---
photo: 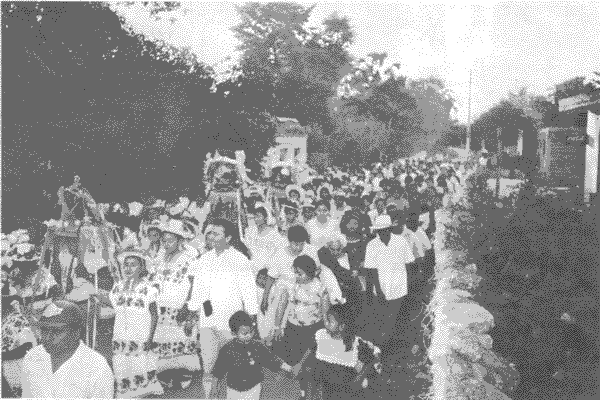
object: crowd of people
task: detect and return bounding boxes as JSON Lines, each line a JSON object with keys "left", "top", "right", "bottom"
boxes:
{"left": 2, "top": 157, "right": 473, "bottom": 399}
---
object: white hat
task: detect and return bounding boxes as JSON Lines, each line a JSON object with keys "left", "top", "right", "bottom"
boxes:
{"left": 372, "top": 215, "right": 392, "bottom": 230}
{"left": 116, "top": 247, "right": 150, "bottom": 267}
{"left": 159, "top": 219, "right": 195, "bottom": 239}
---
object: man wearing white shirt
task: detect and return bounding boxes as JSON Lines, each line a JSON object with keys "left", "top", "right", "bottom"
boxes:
{"left": 187, "top": 218, "right": 259, "bottom": 398}
{"left": 22, "top": 300, "right": 113, "bottom": 399}
{"left": 364, "top": 214, "right": 415, "bottom": 341}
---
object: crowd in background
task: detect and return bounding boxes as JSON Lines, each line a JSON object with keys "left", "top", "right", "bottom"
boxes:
{"left": 2, "top": 157, "right": 474, "bottom": 399}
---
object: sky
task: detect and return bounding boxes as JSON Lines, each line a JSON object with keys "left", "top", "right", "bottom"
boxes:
{"left": 111, "top": 1, "right": 600, "bottom": 124}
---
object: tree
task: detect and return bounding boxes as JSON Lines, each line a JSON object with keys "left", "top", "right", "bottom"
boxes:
{"left": 1, "top": 1, "right": 220, "bottom": 242}
{"left": 332, "top": 53, "right": 457, "bottom": 162}
{"left": 230, "top": 2, "right": 356, "bottom": 154}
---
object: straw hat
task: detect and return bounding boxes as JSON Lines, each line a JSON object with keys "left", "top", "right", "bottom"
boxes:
{"left": 372, "top": 215, "right": 392, "bottom": 230}
{"left": 116, "top": 246, "right": 150, "bottom": 267}
{"left": 159, "top": 218, "right": 195, "bottom": 239}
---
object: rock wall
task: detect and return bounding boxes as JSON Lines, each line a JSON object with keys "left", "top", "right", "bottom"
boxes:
{"left": 426, "top": 209, "right": 519, "bottom": 400}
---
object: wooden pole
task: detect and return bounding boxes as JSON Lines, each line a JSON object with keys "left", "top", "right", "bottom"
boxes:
{"left": 92, "top": 271, "right": 98, "bottom": 350}
{"left": 467, "top": 69, "right": 472, "bottom": 152}
{"left": 496, "top": 127, "right": 502, "bottom": 197}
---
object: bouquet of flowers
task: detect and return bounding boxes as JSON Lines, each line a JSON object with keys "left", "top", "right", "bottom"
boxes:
{"left": 1, "top": 229, "right": 39, "bottom": 263}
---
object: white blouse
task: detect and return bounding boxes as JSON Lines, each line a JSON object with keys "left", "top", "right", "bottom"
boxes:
{"left": 110, "top": 278, "right": 158, "bottom": 342}
{"left": 315, "top": 328, "right": 358, "bottom": 367}
{"left": 154, "top": 251, "right": 197, "bottom": 310}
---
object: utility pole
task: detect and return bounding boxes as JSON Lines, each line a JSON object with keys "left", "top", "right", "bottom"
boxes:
{"left": 496, "top": 127, "right": 502, "bottom": 198}
{"left": 466, "top": 69, "right": 472, "bottom": 153}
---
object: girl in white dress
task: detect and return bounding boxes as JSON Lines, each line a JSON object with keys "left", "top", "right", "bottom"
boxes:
{"left": 150, "top": 219, "right": 200, "bottom": 388}
{"left": 100, "top": 249, "right": 163, "bottom": 398}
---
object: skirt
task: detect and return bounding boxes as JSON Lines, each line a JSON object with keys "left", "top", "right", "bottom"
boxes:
{"left": 152, "top": 307, "right": 201, "bottom": 372}
{"left": 113, "top": 340, "right": 163, "bottom": 398}
{"left": 313, "top": 359, "right": 363, "bottom": 400}
{"left": 280, "top": 321, "right": 324, "bottom": 365}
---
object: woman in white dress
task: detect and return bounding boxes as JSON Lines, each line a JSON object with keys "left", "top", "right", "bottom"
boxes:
{"left": 93, "top": 249, "right": 164, "bottom": 398}
{"left": 150, "top": 219, "right": 201, "bottom": 389}
{"left": 245, "top": 205, "right": 287, "bottom": 339}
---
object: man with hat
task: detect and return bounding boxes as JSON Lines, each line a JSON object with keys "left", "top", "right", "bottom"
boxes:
{"left": 363, "top": 210, "right": 416, "bottom": 345}
{"left": 21, "top": 300, "right": 113, "bottom": 399}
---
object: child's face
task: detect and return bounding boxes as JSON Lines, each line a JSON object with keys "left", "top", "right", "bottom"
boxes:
{"left": 236, "top": 325, "right": 255, "bottom": 342}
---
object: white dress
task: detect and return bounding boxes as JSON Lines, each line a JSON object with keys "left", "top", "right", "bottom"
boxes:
{"left": 110, "top": 278, "right": 163, "bottom": 398}
{"left": 245, "top": 225, "right": 287, "bottom": 337}
{"left": 152, "top": 251, "right": 201, "bottom": 372}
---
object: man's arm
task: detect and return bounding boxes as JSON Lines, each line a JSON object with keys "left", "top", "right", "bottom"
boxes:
{"left": 239, "top": 260, "right": 259, "bottom": 317}
{"left": 186, "top": 259, "right": 203, "bottom": 312}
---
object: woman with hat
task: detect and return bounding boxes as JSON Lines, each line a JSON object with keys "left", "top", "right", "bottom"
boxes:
{"left": 150, "top": 218, "right": 201, "bottom": 389}
{"left": 92, "top": 247, "right": 163, "bottom": 398}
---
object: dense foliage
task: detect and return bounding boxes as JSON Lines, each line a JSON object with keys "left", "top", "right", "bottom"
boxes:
{"left": 443, "top": 177, "right": 599, "bottom": 400}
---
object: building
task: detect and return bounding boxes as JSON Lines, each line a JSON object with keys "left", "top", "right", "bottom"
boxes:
{"left": 263, "top": 117, "right": 309, "bottom": 177}
{"left": 537, "top": 80, "right": 600, "bottom": 202}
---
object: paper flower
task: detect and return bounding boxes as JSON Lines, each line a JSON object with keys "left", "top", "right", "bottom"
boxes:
{"left": 129, "top": 202, "right": 143, "bottom": 217}
{"left": 16, "top": 243, "right": 34, "bottom": 255}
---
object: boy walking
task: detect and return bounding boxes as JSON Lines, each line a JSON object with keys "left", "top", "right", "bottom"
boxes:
{"left": 211, "top": 311, "right": 294, "bottom": 399}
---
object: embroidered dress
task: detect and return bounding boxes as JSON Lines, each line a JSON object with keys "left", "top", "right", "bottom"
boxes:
{"left": 289, "top": 279, "right": 326, "bottom": 327}
{"left": 152, "top": 251, "right": 200, "bottom": 372}
{"left": 109, "top": 278, "right": 163, "bottom": 398}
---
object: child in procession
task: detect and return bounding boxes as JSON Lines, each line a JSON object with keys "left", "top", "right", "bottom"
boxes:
{"left": 211, "top": 310, "right": 295, "bottom": 400}
{"left": 295, "top": 303, "right": 382, "bottom": 400}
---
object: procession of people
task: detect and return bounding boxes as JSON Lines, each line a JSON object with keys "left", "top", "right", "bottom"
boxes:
{"left": 2, "top": 156, "right": 474, "bottom": 399}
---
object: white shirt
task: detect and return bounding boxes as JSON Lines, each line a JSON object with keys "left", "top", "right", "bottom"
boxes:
{"left": 306, "top": 219, "right": 344, "bottom": 250}
{"left": 189, "top": 247, "right": 259, "bottom": 331}
{"left": 364, "top": 233, "right": 415, "bottom": 301}
{"left": 21, "top": 342, "right": 113, "bottom": 399}
{"left": 244, "top": 225, "right": 287, "bottom": 276}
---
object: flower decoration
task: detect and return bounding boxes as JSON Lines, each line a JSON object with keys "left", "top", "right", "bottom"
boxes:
{"left": 1, "top": 229, "right": 39, "bottom": 261}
